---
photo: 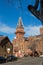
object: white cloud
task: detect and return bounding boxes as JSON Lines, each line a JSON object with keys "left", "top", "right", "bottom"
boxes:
{"left": 0, "top": 22, "right": 43, "bottom": 36}
{"left": 0, "top": 23, "right": 15, "bottom": 34}
{"left": 24, "top": 25, "right": 43, "bottom": 36}
{"left": 14, "top": 37, "right": 16, "bottom": 39}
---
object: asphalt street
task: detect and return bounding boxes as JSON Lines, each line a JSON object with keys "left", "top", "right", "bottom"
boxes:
{"left": 0, "top": 57, "right": 43, "bottom": 65}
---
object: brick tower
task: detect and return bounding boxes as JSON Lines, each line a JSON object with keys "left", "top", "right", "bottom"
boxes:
{"left": 12, "top": 17, "right": 25, "bottom": 53}
{"left": 15, "top": 17, "right": 25, "bottom": 39}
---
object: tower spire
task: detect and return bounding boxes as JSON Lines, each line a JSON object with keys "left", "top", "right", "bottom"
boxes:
{"left": 16, "top": 17, "right": 24, "bottom": 29}
{"left": 15, "top": 17, "right": 25, "bottom": 35}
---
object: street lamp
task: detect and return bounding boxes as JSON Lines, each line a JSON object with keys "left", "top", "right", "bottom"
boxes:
{"left": 7, "top": 48, "right": 10, "bottom": 53}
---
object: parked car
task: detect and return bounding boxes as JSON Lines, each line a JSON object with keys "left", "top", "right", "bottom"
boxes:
{"left": 0, "top": 56, "right": 6, "bottom": 63}
{"left": 24, "top": 54, "right": 29, "bottom": 57}
{"left": 7, "top": 55, "right": 18, "bottom": 62}
{"left": 40, "top": 55, "right": 43, "bottom": 57}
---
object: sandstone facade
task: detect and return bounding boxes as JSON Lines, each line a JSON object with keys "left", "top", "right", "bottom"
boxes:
{"left": 12, "top": 17, "right": 43, "bottom": 56}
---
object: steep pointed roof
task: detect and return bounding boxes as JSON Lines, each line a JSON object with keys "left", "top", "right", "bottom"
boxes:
{"left": 16, "top": 17, "right": 24, "bottom": 29}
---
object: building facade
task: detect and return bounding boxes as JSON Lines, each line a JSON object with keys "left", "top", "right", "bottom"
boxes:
{"left": 0, "top": 36, "right": 13, "bottom": 57}
{"left": 40, "top": 27, "right": 43, "bottom": 34}
{"left": 12, "top": 17, "right": 43, "bottom": 56}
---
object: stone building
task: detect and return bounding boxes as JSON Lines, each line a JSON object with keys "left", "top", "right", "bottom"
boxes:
{"left": 40, "top": 27, "right": 43, "bottom": 34}
{"left": 12, "top": 17, "right": 26, "bottom": 55}
{"left": 0, "top": 36, "right": 13, "bottom": 57}
{"left": 12, "top": 17, "right": 43, "bottom": 56}
{"left": 28, "top": 35, "right": 43, "bottom": 56}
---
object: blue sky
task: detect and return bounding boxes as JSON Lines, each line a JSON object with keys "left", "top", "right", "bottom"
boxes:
{"left": 0, "top": 0, "right": 42, "bottom": 41}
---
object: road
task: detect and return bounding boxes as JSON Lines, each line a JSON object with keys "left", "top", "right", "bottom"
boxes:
{"left": 0, "top": 57, "right": 43, "bottom": 65}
